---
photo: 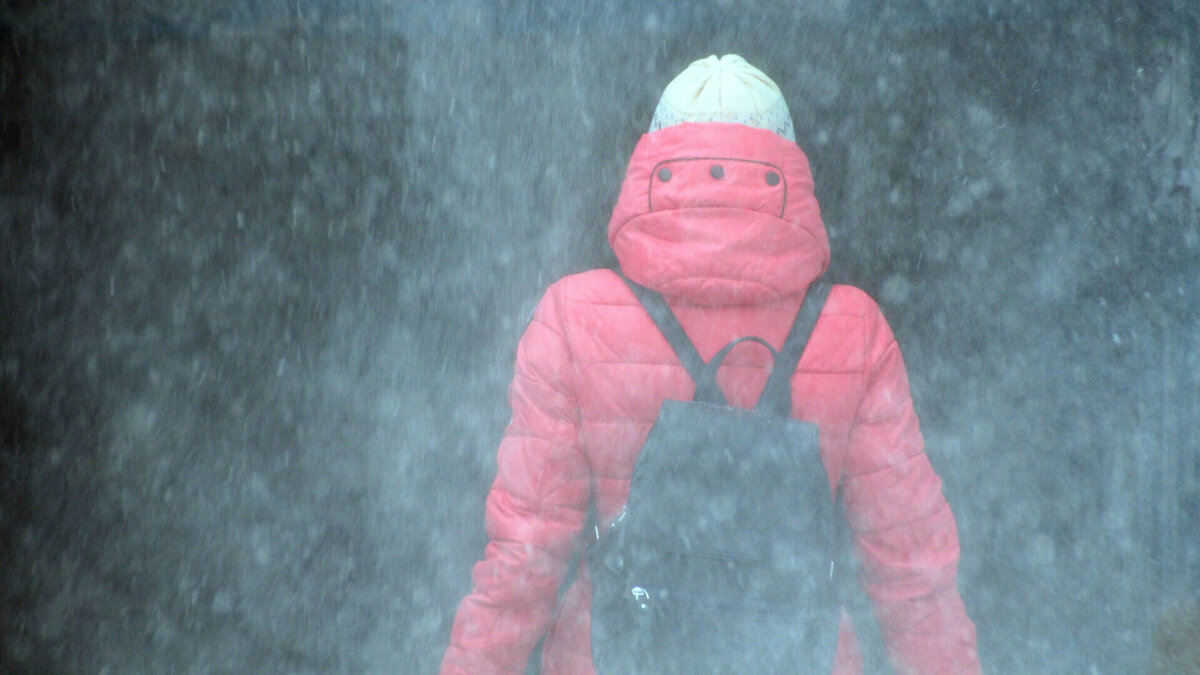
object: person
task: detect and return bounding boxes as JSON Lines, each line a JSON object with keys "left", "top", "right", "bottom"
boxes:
{"left": 441, "top": 54, "right": 981, "bottom": 674}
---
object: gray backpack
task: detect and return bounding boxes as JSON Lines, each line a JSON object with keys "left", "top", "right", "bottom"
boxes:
{"left": 586, "top": 274, "right": 847, "bottom": 673}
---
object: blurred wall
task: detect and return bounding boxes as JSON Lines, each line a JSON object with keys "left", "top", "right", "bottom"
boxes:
{"left": 1, "top": 1, "right": 1198, "bottom": 673}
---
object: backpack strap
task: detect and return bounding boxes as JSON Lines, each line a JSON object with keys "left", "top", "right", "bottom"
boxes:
{"left": 756, "top": 281, "right": 830, "bottom": 416}
{"left": 617, "top": 271, "right": 710, "bottom": 391}
{"left": 617, "top": 270, "right": 831, "bottom": 416}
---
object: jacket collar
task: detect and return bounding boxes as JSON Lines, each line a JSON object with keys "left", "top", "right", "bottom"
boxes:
{"left": 608, "top": 123, "right": 829, "bottom": 306}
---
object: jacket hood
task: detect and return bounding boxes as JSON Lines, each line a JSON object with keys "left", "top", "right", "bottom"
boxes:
{"left": 608, "top": 122, "right": 829, "bottom": 305}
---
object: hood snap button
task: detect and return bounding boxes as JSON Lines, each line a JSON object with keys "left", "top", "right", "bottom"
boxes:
{"left": 710, "top": 164, "right": 724, "bottom": 179}
{"left": 657, "top": 167, "right": 672, "bottom": 182}
{"left": 765, "top": 171, "right": 780, "bottom": 186}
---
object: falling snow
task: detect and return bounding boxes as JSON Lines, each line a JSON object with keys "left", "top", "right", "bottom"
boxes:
{"left": 1, "top": 1, "right": 1198, "bottom": 673}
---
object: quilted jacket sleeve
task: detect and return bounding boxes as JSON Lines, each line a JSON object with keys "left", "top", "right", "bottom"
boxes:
{"left": 441, "top": 284, "right": 590, "bottom": 674}
{"left": 842, "top": 301, "right": 981, "bottom": 675}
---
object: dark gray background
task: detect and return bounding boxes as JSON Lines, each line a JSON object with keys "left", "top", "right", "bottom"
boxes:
{"left": 2, "top": 0, "right": 1197, "bottom": 672}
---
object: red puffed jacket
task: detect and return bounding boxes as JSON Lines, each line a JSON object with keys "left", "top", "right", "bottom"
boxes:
{"left": 442, "top": 122, "right": 980, "bottom": 674}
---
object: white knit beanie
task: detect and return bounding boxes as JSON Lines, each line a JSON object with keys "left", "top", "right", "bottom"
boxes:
{"left": 649, "top": 54, "right": 795, "bottom": 142}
